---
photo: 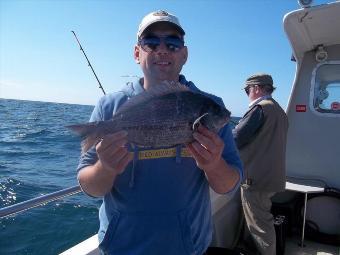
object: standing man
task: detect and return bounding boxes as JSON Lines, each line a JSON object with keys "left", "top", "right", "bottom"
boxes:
{"left": 77, "top": 10, "right": 242, "bottom": 255}
{"left": 233, "top": 74, "right": 288, "bottom": 255}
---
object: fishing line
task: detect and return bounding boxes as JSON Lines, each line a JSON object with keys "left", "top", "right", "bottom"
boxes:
{"left": 71, "top": 31, "right": 106, "bottom": 95}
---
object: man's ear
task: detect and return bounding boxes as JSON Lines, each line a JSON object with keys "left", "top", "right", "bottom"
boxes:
{"left": 134, "top": 45, "right": 140, "bottom": 64}
{"left": 182, "top": 46, "right": 188, "bottom": 65}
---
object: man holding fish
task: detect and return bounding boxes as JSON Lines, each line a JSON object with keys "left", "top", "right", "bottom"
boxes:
{"left": 73, "top": 10, "right": 243, "bottom": 255}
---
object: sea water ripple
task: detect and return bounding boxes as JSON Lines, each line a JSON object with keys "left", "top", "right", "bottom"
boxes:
{"left": 0, "top": 98, "right": 100, "bottom": 255}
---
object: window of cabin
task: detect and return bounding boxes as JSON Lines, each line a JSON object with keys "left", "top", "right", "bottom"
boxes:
{"left": 312, "top": 62, "right": 340, "bottom": 114}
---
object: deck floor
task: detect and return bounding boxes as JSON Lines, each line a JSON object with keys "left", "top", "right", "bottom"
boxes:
{"left": 285, "top": 236, "right": 340, "bottom": 255}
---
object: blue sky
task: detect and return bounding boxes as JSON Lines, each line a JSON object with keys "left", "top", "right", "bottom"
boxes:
{"left": 0, "top": 0, "right": 331, "bottom": 116}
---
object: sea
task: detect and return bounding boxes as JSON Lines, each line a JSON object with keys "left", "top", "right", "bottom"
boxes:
{"left": 0, "top": 98, "right": 99, "bottom": 255}
{"left": 0, "top": 98, "right": 240, "bottom": 255}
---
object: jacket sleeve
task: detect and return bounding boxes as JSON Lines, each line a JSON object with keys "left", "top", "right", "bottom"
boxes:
{"left": 76, "top": 98, "right": 105, "bottom": 173}
{"left": 220, "top": 124, "right": 243, "bottom": 194}
{"left": 232, "top": 105, "right": 264, "bottom": 149}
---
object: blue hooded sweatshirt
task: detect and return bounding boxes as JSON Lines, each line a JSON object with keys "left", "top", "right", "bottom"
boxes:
{"left": 77, "top": 75, "right": 243, "bottom": 255}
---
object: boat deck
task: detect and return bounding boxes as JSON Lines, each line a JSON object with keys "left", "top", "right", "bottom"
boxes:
{"left": 60, "top": 233, "right": 340, "bottom": 255}
{"left": 286, "top": 235, "right": 339, "bottom": 255}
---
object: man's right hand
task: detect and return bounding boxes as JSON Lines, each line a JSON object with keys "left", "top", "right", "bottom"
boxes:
{"left": 78, "top": 130, "right": 133, "bottom": 197}
{"left": 96, "top": 131, "right": 133, "bottom": 175}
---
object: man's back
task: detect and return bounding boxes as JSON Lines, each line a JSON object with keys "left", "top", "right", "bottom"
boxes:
{"left": 240, "top": 98, "right": 288, "bottom": 191}
{"left": 234, "top": 73, "right": 289, "bottom": 255}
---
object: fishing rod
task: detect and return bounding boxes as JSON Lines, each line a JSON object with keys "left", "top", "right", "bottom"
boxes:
{"left": 71, "top": 31, "right": 106, "bottom": 95}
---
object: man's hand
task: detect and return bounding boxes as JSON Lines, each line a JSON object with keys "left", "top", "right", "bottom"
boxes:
{"left": 96, "top": 130, "right": 133, "bottom": 175}
{"left": 77, "top": 130, "right": 133, "bottom": 197}
{"left": 187, "top": 125, "right": 239, "bottom": 194}
{"left": 187, "top": 125, "right": 224, "bottom": 172}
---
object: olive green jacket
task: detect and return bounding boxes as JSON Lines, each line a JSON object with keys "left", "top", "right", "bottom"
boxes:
{"left": 239, "top": 98, "right": 288, "bottom": 192}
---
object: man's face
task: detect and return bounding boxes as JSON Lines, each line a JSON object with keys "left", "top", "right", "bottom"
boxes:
{"left": 245, "top": 85, "right": 265, "bottom": 102}
{"left": 134, "top": 23, "right": 188, "bottom": 86}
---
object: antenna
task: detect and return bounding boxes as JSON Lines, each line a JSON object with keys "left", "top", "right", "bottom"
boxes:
{"left": 120, "top": 75, "right": 140, "bottom": 78}
{"left": 71, "top": 31, "right": 106, "bottom": 95}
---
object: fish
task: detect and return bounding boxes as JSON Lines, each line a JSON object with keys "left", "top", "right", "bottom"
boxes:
{"left": 67, "top": 82, "right": 231, "bottom": 154}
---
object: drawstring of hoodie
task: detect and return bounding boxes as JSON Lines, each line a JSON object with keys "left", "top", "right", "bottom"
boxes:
{"left": 129, "top": 145, "right": 138, "bottom": 188}
{"left": 176, "top": 145, "right": 182, "bottom": 163}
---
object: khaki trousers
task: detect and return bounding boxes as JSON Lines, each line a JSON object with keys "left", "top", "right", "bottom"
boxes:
{"left": 241, "top": 187, "right": 276, "bottom": 255}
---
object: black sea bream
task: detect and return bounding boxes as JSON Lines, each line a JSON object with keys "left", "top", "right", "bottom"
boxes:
{"left": 67, "top": 83, "right": 230, "bottom": 153}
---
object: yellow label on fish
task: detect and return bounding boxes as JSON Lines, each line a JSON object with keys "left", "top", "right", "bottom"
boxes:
{"left": 137, "top": 147, "right": 192, "bottom": 160}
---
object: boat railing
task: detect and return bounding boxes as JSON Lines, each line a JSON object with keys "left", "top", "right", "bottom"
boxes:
{"left": 0, "top": 185, "right": 82, "bottom": 219}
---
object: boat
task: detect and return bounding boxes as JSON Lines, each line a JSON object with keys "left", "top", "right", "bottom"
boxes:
{"left": 1, "top": 0, "right": 339, "bottom": 254}
{"left": 61, "top": 1, "right": 340, "bottom": 254}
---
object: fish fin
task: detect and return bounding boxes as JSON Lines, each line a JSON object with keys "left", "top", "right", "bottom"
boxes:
{"left": 192, "top": 113, "right": 209, "bottom": 131}
{"left": 115, "top": 81, "right": 190, "bottom": 115}
{"left": 66, "top": 122, "right": 102, "bottom": 154}
{"left": 66, "top": 122, "right": 99, "bottom": 136}
{"left": 80, "top": 135, "right": 101, "bottom": 154}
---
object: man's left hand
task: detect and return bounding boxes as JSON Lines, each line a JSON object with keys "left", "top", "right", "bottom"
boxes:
{"left": 187, "top": 125, "right": 224, "bottom": 173}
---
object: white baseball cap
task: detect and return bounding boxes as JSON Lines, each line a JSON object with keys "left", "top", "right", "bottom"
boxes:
{"left": 137, "top": 10, "right": 185, "bottom": 39}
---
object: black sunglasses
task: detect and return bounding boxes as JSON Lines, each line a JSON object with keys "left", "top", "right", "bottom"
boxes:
{"left": 244, "top": 86, "right": 252, "bottom": 95}
{"left": 138, "top": 35, "right": 185, "bottom": 53}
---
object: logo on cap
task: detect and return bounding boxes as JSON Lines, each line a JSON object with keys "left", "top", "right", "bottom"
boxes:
{"left": 153, "top": 10, "right": 169, "bottom": 17}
